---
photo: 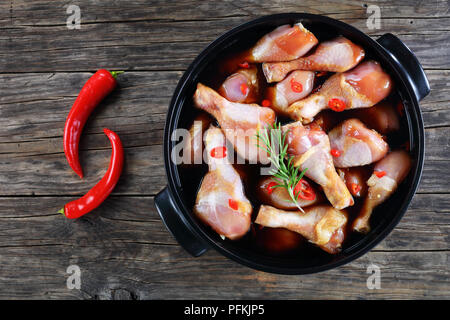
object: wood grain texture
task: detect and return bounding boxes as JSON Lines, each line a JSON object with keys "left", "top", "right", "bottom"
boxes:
{"left": 0, "top": 0, "right": 448, "bottom": 299}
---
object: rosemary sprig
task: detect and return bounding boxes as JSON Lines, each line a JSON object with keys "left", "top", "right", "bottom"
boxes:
{"left": 255, "top": 122, "right": 308, "bottom": 212}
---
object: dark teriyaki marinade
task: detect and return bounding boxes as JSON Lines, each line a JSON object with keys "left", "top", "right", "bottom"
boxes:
{"left": 175, "top": 41, "right": 411, "bottom": 257}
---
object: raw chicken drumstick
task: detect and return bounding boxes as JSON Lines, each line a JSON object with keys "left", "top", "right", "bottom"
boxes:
{"left": 182, "top": 113, "right": 211, "bottom": 165}
{"left": 282, "top": 121, "right": 354, "bottom": 209}
{"left": 263, "top": 36, "right": 365, "bottom": 82}
{"left": 257, "top": 176, "right": 321, "bottom": 210}
{"left": 352, "top": 150, "right": 412, "bottom": 233}
{"left": 218, "top": 65, "right": 261, "bottom": 103}
{"left": 328, "top": 118, "right": 389, "bottom": 168}
{"left": 288, "top": 60, "right": 393, "bottom": 123}
{"left": 264, "top": 70, "right": 315, "bottom": 115}
{"left": 255, "top": 205, "right": 348, "bottom": 254}
{"left": 193, "top": 126, "right": 252, "bottom": 240}
{"left": 193, "top": 83, "right": 275, "bottom": 163}
{"left": 248, "top": 23, "right": 318, "bottom": 62}
{"left": 337, "top": 167, "right": 370, "bottom": 198}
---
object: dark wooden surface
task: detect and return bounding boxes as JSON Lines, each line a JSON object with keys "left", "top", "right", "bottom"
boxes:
{"left": 0, "top": 0, "right": 448, "bottom": 299}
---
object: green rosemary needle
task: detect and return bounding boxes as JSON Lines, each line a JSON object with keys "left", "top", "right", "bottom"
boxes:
{"left": 255, "top": 122, "right": 308, "bottom": 212}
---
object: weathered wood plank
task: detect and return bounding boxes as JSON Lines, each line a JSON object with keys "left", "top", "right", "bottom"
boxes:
{"left": 0, "top": 195, "right": 448, "bottom": 299}
{"left": 0, "top": 71, "right": 448, "bottom": 144}
{"left": 0, "top": 133, "right": 447, "bottom": 196}
{"left": 0, "top": 243, "right": 448, "bottom": 299}
{"left": 2, "top": 0, "right": 450, "bottom": 26}
{"left": 0, "top": 71, "right": 448, "bottom": 195}
{"left": 0, "top": 194, "right": 447, "bottom": 251}
{"left": 0, "top": 2, "right": 449, "bottom": 72}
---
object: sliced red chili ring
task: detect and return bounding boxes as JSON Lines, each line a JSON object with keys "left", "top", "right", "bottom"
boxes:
{"left": 238, "top": 61, "right": 250, "bottom": 69}
{"left": 293, "top": 179, "right": 316, "bottom": 201}
{"left": 330, "top": 149, "right": 341, "bottom": 157}
{"left": 261, "top": 99, "right": 271, "bottom": 107}
{"left": 290, "top": 78, "right": 303, "bottom": 93}
{"left": 240, "top": 83, "right": 249, "bottom": 95}
{"left": 210, "top": 146, "right": 227, "bottom": 159}
{"left": 350, "top": 183, "right": 361, "bottom": 196}
{"left": 374, "top": 170, "right": 387, "bottom": 178}
{"left": 328, "top": 98, "right": 346, "bottom": 112}
{"left": 228, "top": 199, "right": 239, "bottom": 211}
{"left": 266, "top": 181, "right": 277, "bottom": 195}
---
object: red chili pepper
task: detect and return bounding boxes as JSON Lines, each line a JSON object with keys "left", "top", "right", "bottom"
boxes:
{"left": 330, "top": 149, "right": 341, "bottom": 157}
{"left": 290, "top": 78, "right": 303, "bottom": 93}
{"left": 266, "top": 181, "right": 277, "bottom": 195}
{"left": 293, "top": 179, "right": 316, "bottom": 201}
{"left": 59, "top": 128, "right": 124, "bottom": 219}
{"left": 240, "top": 83, "right": 249, "bottom": 95}
{"left": 228, "top": 199, "right": 239, "bottom": 211}
{"left": 238, "top": 61, "right": 250, "bottom": 69}
{"left": 374, "top": 170, "right": 387, "bottom": 178}
{"left": 210, "top": 146, "right": 227, "bottom": 159}
{"left": 350, "top": 183, "right": 361, "bottom": 196}
{"left": 64, "top": 69, "right": 123, "bottom": 178}
{"left": 328, "top": 98, "right": 346, "bottom": 112}
{"left": 261, "top": 99, "right": 271, "bottom": 107}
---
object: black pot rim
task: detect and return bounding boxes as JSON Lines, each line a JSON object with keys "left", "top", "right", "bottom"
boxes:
{"left": 162, "top": 13, "right": 425, "bottom": 275}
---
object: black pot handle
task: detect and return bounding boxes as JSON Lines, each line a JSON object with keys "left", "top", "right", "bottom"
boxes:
{"left": 154, "top": 187, "right": 209, "bottom": 257}
{"left": 377, "top": 33, "right": 430, "bottom": 101}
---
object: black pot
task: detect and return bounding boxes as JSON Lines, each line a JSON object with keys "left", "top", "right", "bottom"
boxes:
{"left": 154, "top": 13, "right": 430, "bottom": 274}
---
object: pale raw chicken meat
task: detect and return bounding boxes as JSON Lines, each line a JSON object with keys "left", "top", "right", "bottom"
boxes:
{"left": 328, "top": 118, "right": 389, "bottom": 168}
{"left": 182, "top": 113, "right": 211, "bottom": 165}
{"left": 337, "top": 167, "right": 370, "bottom": 198}
{"left": 218, "top": 65, "right": 261, "bottom": 103}
{"left": 193, "top": 126, "right": 252, "bottom": 240}
{"left": 193, "top": 83, "right": 276, "bottom": 163}
{"left": 282, "top": 121, "right": 354, "bottom": 209}
{"left": 352, "top": 150, "right": 412, "bottom": 233}
{"left": 249, "top": 23, "right": 318, "bottom": 62}
{"left": 255, "top": 205, "right": 348, "bottom": 254}
{"left": 263, "top": 37, "right": 365, "bottom": 82}
{"left": 257, "top": 176, "right": 321, "bottom": 210}
{"left": 264, "top": 70, "right": 315, "bottom": 115}
{"left": 288, "top": 60, "right": 393, "bottom": 123}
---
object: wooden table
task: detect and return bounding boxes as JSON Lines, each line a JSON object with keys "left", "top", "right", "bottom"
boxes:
{"left": 0, "top": 0, "right": 448, "bottom": 299}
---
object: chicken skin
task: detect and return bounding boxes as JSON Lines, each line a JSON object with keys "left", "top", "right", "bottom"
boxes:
{"left": 255, "top": 205, "right": 348, "bottom": 254}
{"left": 352, "top": 150, "right": 412, "bottom": 233}
{"left": 282, "top": 121, "right": 354, "bottom": 209}
{"left": 249, "top": 23, "right": 318, "bottom": 62}
{"left": 337, "top": 167, "right": 371, "bottom": 198}
{"left": 182, "top": 113, "right": 212, "bottom": 165}
{"left": 193, "top": 83, "right": 275, "bottom": 163}
{"left": 328, "top": 118, "right": 389, "bottom": 168}
{"left": 193, "top": 126, "right": 252, "bottom": 240}
{"left": 263, "top": 37, "right": 365, "bottom": 82}
{"left": 288, "top": 60, "right": 393, "bottom": 123}
{"left": 264, "top": 70, "right": 315, "bottom": 115}
{"left": 218, "top": 65, "right": 261, "bottom": 103}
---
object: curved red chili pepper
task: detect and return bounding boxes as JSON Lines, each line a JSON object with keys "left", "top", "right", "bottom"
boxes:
{"left": 64, "top": 69, "right": 123, "bottom": 178}
{"left": 59, "top": 128, "right": 124, "bottom": 219}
